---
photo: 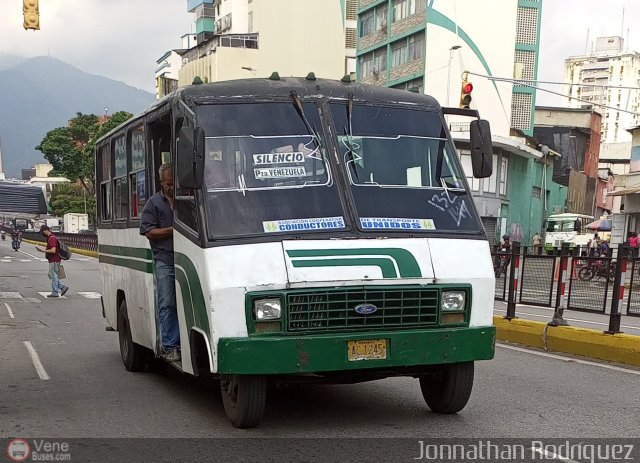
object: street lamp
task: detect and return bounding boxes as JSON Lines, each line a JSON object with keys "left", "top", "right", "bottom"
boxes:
{"left": 446, "top": 45, "right": 462, "bottom": 106}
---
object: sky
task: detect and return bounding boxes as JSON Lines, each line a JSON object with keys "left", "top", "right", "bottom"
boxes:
{"left": 0, "top": 0, "right": 638, "bottom": 99}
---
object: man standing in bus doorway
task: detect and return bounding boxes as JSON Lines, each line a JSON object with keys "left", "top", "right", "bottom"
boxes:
{"left": 140, "top": 163, "right": 181, "bottom": 362}
{"left": 35, "top": 225, "right": 69, "bottom": 298}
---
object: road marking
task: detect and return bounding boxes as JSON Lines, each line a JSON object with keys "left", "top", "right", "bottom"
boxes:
{"left": 23, "top": 340, "right": 50, "bottom": 381}
{"left": 0, "top": 292, "right": 22, "bottom": 299}
{"left": 37, "top": 292, "right": 67, "bottom": 299}
{"left": 0, "top": 259, "right": 10, "bottom": 263}
{"left": 20, "top": 259, "right": 31, "bottom": 262}
{"left": 493, "top": 308, "right": 640, "bottom": 332}
{"left": 497, "top": 343, "right": 640, "bottom": 376}
{"left": 77, "top": 292, "right": 101, "bottom": 299}
{"left": 4, "top": 303, "right": 14, "bottom": 318}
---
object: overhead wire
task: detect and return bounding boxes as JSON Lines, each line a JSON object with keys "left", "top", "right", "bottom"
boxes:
{"left": 464, "top": 71, "right": 640, "bottom": 117}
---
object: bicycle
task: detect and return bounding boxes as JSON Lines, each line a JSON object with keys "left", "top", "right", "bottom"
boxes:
{"left": 577, "top": 259, "right": 616, "bottom": 284}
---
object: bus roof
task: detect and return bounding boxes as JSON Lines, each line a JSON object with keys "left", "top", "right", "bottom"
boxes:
{"left": 97, "top": 77, "right": 442, "bottom": 145}
{"left": 176, "top": 76, "right": 441, "bottom": 107}
{"left": 547, "top": 213, "right": 594, "bottom": 220}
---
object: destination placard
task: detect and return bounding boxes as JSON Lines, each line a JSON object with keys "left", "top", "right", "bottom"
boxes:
{"left": 263, "top": 217, "right": 346, "bottom": 233}
{"left": 254, "top": 166, "right": 306, "bottom": 179}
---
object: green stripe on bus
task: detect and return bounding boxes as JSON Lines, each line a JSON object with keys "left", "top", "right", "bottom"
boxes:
{"left": 291, "top": 258, "right": 399, "bottom": 278}
{"left": 175, "top": 253, "right": 211, "bottom": 336}
{"left": 286, "top": 248, "right": 422, "bottom": 278}
{"left": 99, "top": 244, "right": 152, "bottom": 260}
{"left": 99, "top": 254, "right": 153, "bottom": 273}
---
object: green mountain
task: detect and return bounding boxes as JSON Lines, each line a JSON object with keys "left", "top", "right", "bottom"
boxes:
{"left": 0, "top": 56, "right": 154, "bottom": 178}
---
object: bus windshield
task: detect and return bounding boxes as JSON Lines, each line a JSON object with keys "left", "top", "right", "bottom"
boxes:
{"left": 196, "top": 103, "right": 345, "bottom": 238}
{"left": 330, "top": 103, "right": 483, "bottom": 234}
{"left": 546, "top": 220, "right": 579, "bottom": 232}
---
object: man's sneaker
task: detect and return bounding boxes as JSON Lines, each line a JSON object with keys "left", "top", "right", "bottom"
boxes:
{"left": 46, "top": 293, "right": 60, "bottom": 298}
{"left": 162, "top": 349, "right": 181, "bottom": 362}
{"left": 61, "top": 287, "right": 69, "bottom": 296}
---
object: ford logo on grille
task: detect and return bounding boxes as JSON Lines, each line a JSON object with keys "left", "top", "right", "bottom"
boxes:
{"left": 354, "top": 303, "right": 378, "bottom": 315}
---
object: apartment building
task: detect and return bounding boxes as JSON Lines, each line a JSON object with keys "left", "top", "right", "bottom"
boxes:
{"left": 564, "top": 36, "right": 640, "bottom": 144}
{"left": 177, "top": 0, "right": 348, "bottom": 87}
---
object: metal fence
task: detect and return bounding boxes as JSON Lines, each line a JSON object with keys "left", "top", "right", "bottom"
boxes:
{"left": 21, "top": 230, "right": 98, "bottom": 252}
{"left": 492, "top": 243, "right": 639, "bottom": 323}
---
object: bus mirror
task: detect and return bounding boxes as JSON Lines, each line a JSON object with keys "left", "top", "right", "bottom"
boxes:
{"left": 470, "top": 119, "right": 493, "bottom": 178}
{"left": 177, "top": 127, "right": 204, "bottom": 190}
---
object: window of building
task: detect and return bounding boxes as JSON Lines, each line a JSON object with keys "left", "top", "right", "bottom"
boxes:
{"left": 392, "top": 0, "right": 426, "bottom": 22}
{"left": 391, "top": 77, "right": 424, "bottom": 93}
{"left": 391, "top": 39, "right": 408, "bottom": 67}
{"left": 482, "top": 154, "right": 498, "bottom": 194}
{"left": 532, "top": 186, "right": 541, "bottom": 198}
{"left": 360, "top": 53, "right": 373, "bottom": 78}
{"left": 408, "top": 32, "right": 425, "bottom": 61}
{"left": 499, "top": 157, "right": 508, "bottom": 195}
{"left": 359, "top": 9, "right": 374, "bottom": 37}
{"left": 459, "top": 152, "right": 480, "bottom": 191}
{"left": 375, "top": 4, "right": 388, "bottom": 30}
{"left": 248, "top": 11, "right": 253, "bottom": 33}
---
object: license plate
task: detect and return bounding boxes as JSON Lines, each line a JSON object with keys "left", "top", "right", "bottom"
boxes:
{"left": 347, "top": 339, "right": 387, "bottom": 361}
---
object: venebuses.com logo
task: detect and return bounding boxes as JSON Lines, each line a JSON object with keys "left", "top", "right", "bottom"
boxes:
{"left": 6, "top": 439, "right": 30, "bottom": 462}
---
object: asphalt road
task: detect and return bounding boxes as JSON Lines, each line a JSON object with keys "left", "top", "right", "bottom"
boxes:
{"left": 1, "top": 241, "right": 640, "bottom": 460}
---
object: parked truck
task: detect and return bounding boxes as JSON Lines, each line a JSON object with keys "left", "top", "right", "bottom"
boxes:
{"left": 63, "top": 213, "right": 89, "bottom": 234}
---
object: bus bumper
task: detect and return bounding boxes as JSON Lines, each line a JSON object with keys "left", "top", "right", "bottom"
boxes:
{"left": 217, "top": 326, "right": 495, "bottom": 375}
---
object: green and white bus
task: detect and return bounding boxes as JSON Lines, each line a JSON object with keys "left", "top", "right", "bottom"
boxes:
{"left": 95, "top": 76, "right": 496, "bottom": 428}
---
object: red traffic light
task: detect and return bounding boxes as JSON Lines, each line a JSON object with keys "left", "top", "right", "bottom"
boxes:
{"left": 462, "top": 81, "right": 473, "bottom": 94}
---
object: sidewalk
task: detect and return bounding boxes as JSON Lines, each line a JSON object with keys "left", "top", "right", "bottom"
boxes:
{"left": 493, "top": 301, "right": 640, "bottom": 367}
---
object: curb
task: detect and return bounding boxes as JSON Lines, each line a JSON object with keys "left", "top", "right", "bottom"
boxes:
{"left": 22, "top": 239, "right": 98, "bottom": 259}
{"left": 494, "top": 316, "right": 640, "bottom": 367}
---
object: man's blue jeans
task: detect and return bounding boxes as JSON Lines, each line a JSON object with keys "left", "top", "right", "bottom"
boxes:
{"left": 48, "top": 262, "right": 66, "bottom": 295}
{"left": 155, "top": 261, "right": 180, "bottom": 351}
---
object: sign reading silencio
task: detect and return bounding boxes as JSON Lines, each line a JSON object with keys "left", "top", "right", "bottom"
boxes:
{"left": 253, "top": 152, "right": 305, "bottom": 165}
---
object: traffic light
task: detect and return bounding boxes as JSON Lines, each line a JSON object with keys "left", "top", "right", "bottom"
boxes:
{"left": 23, "top": 0, "right": 40, "bottom": 30}
{"left": 459, "top": 80, "right": 473, "bottom": 109}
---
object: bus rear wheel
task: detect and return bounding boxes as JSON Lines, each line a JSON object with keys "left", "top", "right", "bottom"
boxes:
{"left": 419, "top": 361, "right": 474, "bottom": 414}
{"left": 220, "top": 374, "right": 266, "bottom": 428}
{"left": 117, "top": 299, "right": 148, "bottom": 372}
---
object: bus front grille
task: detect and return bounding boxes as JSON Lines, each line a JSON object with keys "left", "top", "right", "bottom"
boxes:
{"left": 286, "top": 288, "right": 439, "bottom": 333}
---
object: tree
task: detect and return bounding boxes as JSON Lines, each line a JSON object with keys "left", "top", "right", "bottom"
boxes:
{"left": 36, "top": 111, "right": 133, "bottom": 195}
{"left": 49, "top": 183, "right": 97, "bottom": 227}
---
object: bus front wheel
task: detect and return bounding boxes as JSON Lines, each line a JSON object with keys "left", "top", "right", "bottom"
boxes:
{"left": 117, "top": 299, "right": 148, "bottom": 372}
{"left": 419, "top": 361, "right": 474, "bottom": 414}
{"left": 220, "top": 374, "right": 266, "bottom": 428}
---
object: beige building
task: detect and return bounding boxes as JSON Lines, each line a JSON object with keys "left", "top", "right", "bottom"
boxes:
{"left": 178, "top": 0, "right": 347, "bottom": 87}
{"left": 564, "top": 36, "right": 640, "bottom": 144}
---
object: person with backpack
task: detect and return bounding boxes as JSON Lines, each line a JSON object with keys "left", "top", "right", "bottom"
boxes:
{"left": 35, "top": 224, "right": 69, "bottom": 298}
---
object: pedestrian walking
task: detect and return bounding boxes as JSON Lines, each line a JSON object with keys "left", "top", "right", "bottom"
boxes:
{"left": 532, "top": 232, "right": 542, "bottom": 255}
{"left": 35, "top": 225, "right": 69, "bottom": 298}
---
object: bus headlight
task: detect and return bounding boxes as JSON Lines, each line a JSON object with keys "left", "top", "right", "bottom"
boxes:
{"left": 441, "top": 291, "right": 465, "bottom": 311}
{"left": 253, "top": 298, "right": 282, "bottom": 320}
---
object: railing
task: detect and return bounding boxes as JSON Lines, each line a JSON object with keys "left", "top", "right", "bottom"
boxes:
{"left": 21, "top": 230, "right": 98, "bottom": 252}
{"left": 492, "top": 242, "right": 639, "bottom": 333}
